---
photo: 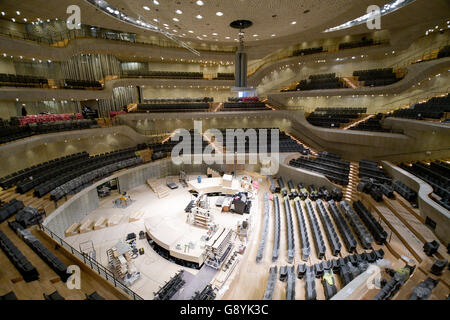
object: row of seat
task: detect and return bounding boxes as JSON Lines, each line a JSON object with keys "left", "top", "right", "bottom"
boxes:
{"left": 392, "top": 180, "right": 417, "bottom": 203}
{"left": 353, "top": 67, "right": 401, "bottom": 87}
{"left": 122, "top": 70, "right": 204, "bottom": 79}
{"left": 50, "top": 157, "right": 142, "bottom": 201}
{"left": 305, "top": 199, "right": 326, "bottom": 259}
{"left": 0, "top": 73, "right": 48, "bottom": 88}
{"left": 16, "top": 152, "right": 91, "bottom": 194}
{"left": 339, "top": 200, "right": 374, "bottom": 249}
{"left": 339, "top": 38, "right": 375, "bottom": 50}
{"left": 35, "top": 148, "right": 139, "bottom": 199}
{"left": 328, "top": 200, "right": 358, "bottom": 253}
{"left": 137, "top": 103, "right": 210, "bottom": 113}
{"left": 143, "top": 97, "right": 214, "bottom": 103}
{"left": 307, "top": 107, "right": 366, "bottom": 128}
{"left": 289, "top": 153, "right": 350, "bottom": 186}
{"left": 293, "top": 47, "right": 323, "bottom": 56}
{"left": 221, "top": 102, "right": 269, "bottom": 111}
{"left": 282, "top": 196, "right": 295, "bottom": 263}
{"left": 16, "top": 113, "right": 84, "bottom": 126}
{"left": 437, "top": 45, "right": 450, "bottom": 59}
{"left": 0, "top": 152, "right": 89, "bottom": 190}
{"left": 358, "top": 159, "right": 393, "bottom": 185}
{"left": 353, "top": 200, "right": 388, "bottom": 245}
{"left": 9, "top": 222, "right": 69, "bottom": 282}
{"left": 399, "top": 161, "right": 450, "bottom": 210}
{"left": 0, "top": 199, "right": 25, "bottom": 224}
{"left": 215, "top": 73, "right": 234, "bottom": 80}
{"left": 389, "top": 94, "right": 450, "bottom": 120}
{"left": 0, "top": 230, "right": 39, "bottom": 282}
{"left": 63, "top": 79, "right": 102, "bottom": 90}
{"left": 0, "top": 120, "right": 97, "bottom": 145}
{"left": 316, "top": 199, "right": 342, "bottom": 256}
{"left": 349, "top": 113, "right": 391, "bottom": 132}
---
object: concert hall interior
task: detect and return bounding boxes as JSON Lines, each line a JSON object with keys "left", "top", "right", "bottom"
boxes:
{"left": 0, "top": 0, "right": 449, "bottom": 302}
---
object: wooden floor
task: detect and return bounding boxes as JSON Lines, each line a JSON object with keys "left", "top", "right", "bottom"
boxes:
{"left": 1, "top": 171, "right": 449, "bottom": 300}
{"left": 0, "top": 187, "right": 129, "bottom": 300}
{"left": 220, "top": 176, "right": 449, "bottom": 300}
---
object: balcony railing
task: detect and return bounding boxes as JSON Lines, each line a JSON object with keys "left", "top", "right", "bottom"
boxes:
{"left": 38, "top": 223, "right": 144, "bottom": 300}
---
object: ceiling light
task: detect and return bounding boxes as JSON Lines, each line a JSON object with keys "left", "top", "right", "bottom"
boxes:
{"left": 196, "top": 15, "right": 203, "bottom": 19}
{"left": 143, "top": 6, "right": 150, "bottom": 11}
{"left": 153, "top": 18, "right": 158, "bottom": 22}
{"left": 216, "top": 12, "right": 223, "bottom": 16}
{"left": 173, "top": 18, "right": 179, "bottom": 22}
{"left": 291, "top": 21, "right": 296, "bottom": 24}
{"left": 188, "top": 30, "right": 194, "bottom": 33}
{"left": 212, "top": 32, "right": 218, "bottom": 36}
{"left": 23, "top": 18, "right": 27, "bottom": 22}
{"left": 16, "top": 11, "right": 20, "bottom": 15}
{"left": 225, "top": 36, "right": 230, "bottom": 39}
{"left": 11, "top": 18, "right": 15, "bottom": 22}
{"left": 271, "top": 34, "right": 276, "bottom": 37}
{"left": 253, "top": 34, "right": 258, "bottom": 37}
{"left": 163, "top": 23, "right": 169, "bottom": 27}
{"left": 196, "top": 1, "right": 204, "bottom": 6}
{"left": 176, "top": 10, "right": 183, "bottom": 14}
{"left": 153, "top": 0, "right": 159, "bottom": 4}
{"left": 1, "top": 12, "right": 5, "bottom": 16}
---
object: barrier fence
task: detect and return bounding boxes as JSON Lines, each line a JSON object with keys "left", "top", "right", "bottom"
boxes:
{"left": 38, "top": 223, "right": 144, "bottom": 300}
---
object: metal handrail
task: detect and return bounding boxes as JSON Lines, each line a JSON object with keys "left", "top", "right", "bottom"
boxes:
{"left": 38, "top": 223, "right": 144, "bottom": 300}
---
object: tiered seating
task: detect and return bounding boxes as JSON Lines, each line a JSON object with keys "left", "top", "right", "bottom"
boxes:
{"left": 399, "top": 161, "right": 450, "bottom": 210}
{"left": 328, "top": 200, "right": 357, "bottom": 253}
{"left": 358, "top": 160, "right": 392, "bottom": 185}
{"left": 349, "top": 113, "right": 391, "bottom": 132}
{"left": 339, "top": 38, "right": 374, "bottom": 50}
{"left": 221, "top": 102, "right": 269, "bottom": 111}
{"left": 0, "top": 73, "right": 48, "bottom": 88}
{"left": 9, "top": 223, "right": 69, "bottom": 282}
{"left": 293, "top": 198, "right": 311, "bottom": 261}
{"left": 316, "top": 200, "right": 342, "bottom": 256}
{"left": 374, "top": 265, "right": 415, "bottom": 300}
{"left": 50, "top": 156, "right": 142, "bottom": 201}
{"left": 354, "top": 68, "right": 401, "bottom": 87}
{"left": 256, "top": 193, "right": 270, "bottom": 263}
{"left": 307, "top": 107, "right": 366, "bottom": 128}
{"left": 339, "top": 200, "right": 373, "bottom": 249}
{"left": 153, "top": 270, "right": 186, "bottom": 300}
{"left": 0, "top": 199, "right": 25, "bottom": 223}
{"left": 0, "top": 230, "right": 39, "bottom": 282}
{"left": 390, "top": 94, "right": 450, "bottom": 120}
{"left": 215, "top": 73, "right": 234, "bottom": 80}
{"left": 63, "top": 79, "right": 102, "bottom": 90}
{"left": 216, "top": 128, "right": 309, "bottom": 154}
{"left": 18, "top": 113, "right": 84, "bottom": 126}
{"left": 289, "top": 152, "right": 350, "bottom": 185}
{"left": 272, "top": 195, "right": 281, "bottom": 262}
{"left": 144, "top": 97, "right": 213, "bottom": 103}
{"left": 392, "top": 180, "right": 417, "bottom": 203}
{"left": 293, "top": 47, "right": 323, "bottom": 56}
{"left": 137, "top": 103, "right": 209, "bottom": 113}
{"left": 123, "top": 70, "right": 203, "bottom": 79}
{"left": 305, "top": 200, "right": 326, "bottom": 259}
{"left": 437, "top": 45, "right": 450, "bottom": 59}
{"left": 1, "top": 152, "right": 89, "bottom": 190}
{"left": 0, "top": 120, "right": 97, "bottom": 145}
{"left": 15, "top": 152, "right": 90, "bottom": 194}
{"left": 283, "top": 197, "right": 295, "bottom": 263}
{"left": 295, "top": 73, "right": 348, "bottom": 91}
{"left": 150, "top": 129, "right": 212, "bottom": 155}
{"left": 353, "top": 200, "right": 388, "bottom": 245}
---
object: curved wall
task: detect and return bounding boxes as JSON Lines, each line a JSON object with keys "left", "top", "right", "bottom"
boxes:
{"left": 0, "top": 126, "right": 149, "bottom": 176}
{"left": 382, "top": 161, "right": 450, "bottom": 245}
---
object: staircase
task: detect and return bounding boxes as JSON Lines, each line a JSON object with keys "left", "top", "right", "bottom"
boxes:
{"left": 146, "top": 179, "right": 169, "bottom": 199}
{"left": 343, "top": 162, "right": 360, "bottom": 202}
{"left": 342, "top": 77, "right": 361, "bottom": 89}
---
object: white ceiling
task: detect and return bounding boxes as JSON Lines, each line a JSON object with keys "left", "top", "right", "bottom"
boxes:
{"left": 0, "top": 0, "right": 449, "bottom": 54}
